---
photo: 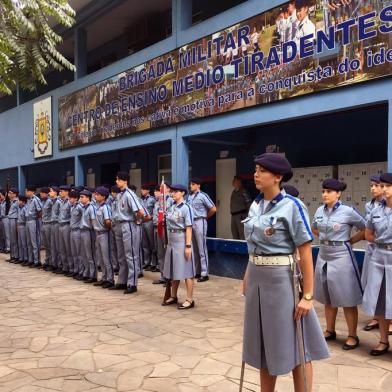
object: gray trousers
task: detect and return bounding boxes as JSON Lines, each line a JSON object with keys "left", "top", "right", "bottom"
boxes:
{"left": 231, "top": 212, "right": 247, "bottom": 240}
{"left": 96, "top": 231, "right": 114, "bottom": 283}
{"left": 81, "top": 229, "right": 96, "bottom": 279}
{"left": 154, "top": 226, "right": 165, "bottom": 276}
{"left": 50, "top": 222, "right": 60, "bottom": 268}
{"left": 41, "top": 222, "right": 51, "bottom": 264}
{"left": 137, "top": 224, "right": 144, "bottom": 272}
{"left": 116, "top": 221, "right": 140, "bottom": 287}
{"left": 142, "top": 221, "right": 156, "bottom": 266}
{"left": 26, "top": 220, "right": 40, "bottom": 264}
{"left": 110, "top": 229, "right": 118, "bottom": 270}
{"left": 9, "top": 218, "right": 19, "bottom": 259}
{"left": 3, "top": 217, "right": 10, "bottom": 251}
{"left": 0, "top": 218, "right": 5, "bottom": 250}
{"left": 17, "top": 224, "right": 28, "bottom": 261}
{"left": 59, "top": 224, "right": 72, "bottom": 272}
{"left": 193, "top": 218, "right": 209, "bottom": 277}
{"left": 70, "top": 229, "right": 82, "bottom": 275}
{"left": 113, "top": 223, "right": 126, "bottom": 284}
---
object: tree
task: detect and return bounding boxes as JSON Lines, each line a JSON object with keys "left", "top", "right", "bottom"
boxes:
{"left": 0, "top": 0, "right": 75, "bottom": 95}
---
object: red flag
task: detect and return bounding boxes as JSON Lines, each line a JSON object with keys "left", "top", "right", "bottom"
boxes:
{"left": 157, "top": 178, "right": 165, "bottom": 238}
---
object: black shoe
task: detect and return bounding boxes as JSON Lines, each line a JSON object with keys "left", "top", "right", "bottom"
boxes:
{"left": 124, "top": 286, "right": 137, "bottom": 294}
{"left": 33, "top": 263, "right": 41, "bottom": 268}
{"left": 364, "top": 322, "right": 379, "bottom": 331}
{"left": 6, "top": 257, "right": 16, "bottom": 262}
{"left": 75, "top": 275, "right": 84, "bottom": 281}
{"left": 324, "top": 330, "right": 337, "bottom": 341}
{"left": 138, "top": 273, "right": 144, "bottom": 278}
{"left": 82, "top": 276, "right": 89, "bottom": 281}
{"left": 108, "top": 283, "right": 127, "bottom": 290}
{"left": 194, "top": 274, "right": 201, "bottom": 279}
{"left": 178, "top": 299, "right": 195, "bottom": 310}
{"left": 197, "top": 276, "right": 209, "bottom": 282}
{"left": 153, "top": 279, "right": 166, "bottom": 285}
{"left": 343, "top": 335, "right": 359, "bottom": 350}
{"left": 102, "top": 281, "right": 114, "bottom": 289}
{"left": 54, "top": 269, "right": 64, "bottom": 274}
{"left": 150, "top": 266, "right": 159, "bottom": 272}
{"left": 85, "top": 278, "right": 97, "bottom": 284}
{"left": 93, "top": 280, "right": 105, "bottom": 286}
{"left": 65, "top": 272, "right": 74, "bottom": 277}
{"left": 370, "top": 341, "right": 390, "bottom": 356}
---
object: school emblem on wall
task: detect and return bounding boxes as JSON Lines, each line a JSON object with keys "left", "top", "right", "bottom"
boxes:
{"left": 33, "top": 97, "right": 52, "bottom": 158}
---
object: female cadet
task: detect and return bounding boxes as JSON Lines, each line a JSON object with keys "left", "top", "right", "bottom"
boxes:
{"left": 312, "top": 179, "right": 365, "bottom": 350}
{"left": 362, "top": 173, "right": 392, "bottom": 355}
{"left": 162, "top": 184, "right": 195, "bottom": 310}
{"left": 242, "top": 153, "right": 329, "bottom": 392}
{"left": 362, "top": 175, "right": 384, "bottom": 331}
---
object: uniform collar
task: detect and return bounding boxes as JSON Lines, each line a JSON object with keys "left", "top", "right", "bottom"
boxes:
{"left": 324, "top": 201, "right": 341, "bottom": 211}
{"left": 176, "top": 202, "right": 184, "bottom": 208}
{"left": 255, "top": 192, "right": 284, "bottom": 208}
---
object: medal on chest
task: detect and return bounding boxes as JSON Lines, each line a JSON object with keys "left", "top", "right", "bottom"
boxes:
{"left": 264, "top": 216, "right": 277, "bottom": 237}
{"left": 332, "top": 223, "right": 341, "bottom": 232}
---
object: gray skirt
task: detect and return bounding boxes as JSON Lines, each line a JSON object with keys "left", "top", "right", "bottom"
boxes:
{"left": 361, "top": 242, "right": 376, "bottom": 289}
{"left": 362, "top": 247, "right": 392, "bottom": 319}
{"left": 163, "top": 232, "right": 195, "bottom": 280}
{"left": 314, "top": 244, "right": 363, "bottom": 307}
{"left": 243, "top": 262, "right": 330, "bottom": 376}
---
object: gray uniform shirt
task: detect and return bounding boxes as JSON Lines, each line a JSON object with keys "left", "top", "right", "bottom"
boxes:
{"left": 41, "top": 198, "right": 53, "bottom": 223}
{"left": 244, "top": 192, "right": 313, "bottom": 255}
{"left": 153, "top": 198, "right": 160, "bottom": 226}
{"left": 80, "top": 203, "right": 96, "bottom": 230}
{"left": 116, "top": 188, "right": 143, "bottom": 222}
{"left": 58, "top": 199, "right": 71, "bottom": 223}
{"left": 188, "top": 191, "right": 215, "bottom": 219}
{"left": 366, "top": 203, "right": 392, "bottom": 243}
{"left": 312, "top": 202, "right": 366, "bottom": 242}
{"left": 8, "top": 199, "right": 19, "bottom": 219}
{"left": 141, "top": 195, "right": 155, "bottom": 216}
{"left": 17, "top": 205, "right": 27, "bottom": 224}
{"left": 0, "top": 201, "right": 6, "bottom": 218}
{"left": 365, "top": 199, "right": 383, "bottom": 221}
{"left": 51, "top": 197, "right": 61, "bottom": 222}
{"left": 93, "top": 203, "right": 111, "bottom": 232}
{"left": 70, "top": 203, "right": 83, "bottom": 230}
{"left": 230, "top": 188, "right": 251, "bottom": 214}
{"left": 166, "top": 202, "right": 193, "bottom": 230}
{"left": 25, "top": 196, "right": 42, "bottom": 220}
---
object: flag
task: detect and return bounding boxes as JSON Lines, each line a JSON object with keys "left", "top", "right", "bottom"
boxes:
{"left": 157, "top": 178, "right": 165, "bottom": 238}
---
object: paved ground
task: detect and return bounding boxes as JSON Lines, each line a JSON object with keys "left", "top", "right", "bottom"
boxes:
{"left": 0, "top": 253, "right": 391, "bottom": 392}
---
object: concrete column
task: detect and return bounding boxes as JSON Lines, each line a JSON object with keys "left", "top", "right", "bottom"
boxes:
{"left": 74, "top": 28, "right": 87, "bottom": 79}
{"left": 74, "top": 156, "right": 84, "bottom": 186}
{"left": 172, "top": 0, "right": 192, "bottom": 45}
{"left": 171, "top": 134, "right": 189, "bottom": 185}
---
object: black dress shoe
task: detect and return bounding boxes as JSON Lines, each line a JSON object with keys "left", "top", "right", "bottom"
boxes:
{"left": 84, "top": 278, "right": 97, "bottom": 283}
{"left": 197, "top": 276, "right": 209, "bottom": 282}
{"left": 75, "top": 275, "right": 84, "bottom": 281}
{"left": 65, "top": 272, "right": 74, "bottom": 277}
{"left": 194, "top": 274, "right": 201, "bottom": 279}
{"left": 6, "top": 257, "right": 16, "bottom": 262}
{"left": 153, "top": 279, "right": 166, "bottom": 285}
{"left": 33, "top": 263, "right": 41, "bottom": 268}
{"left": 93, "top": 280, "right": 105, "bottom": 286}
{"left": 343, "top": 335, "right": 359, "bottom": 350}
{"left": 324, "top": 330, "right": 337, "bottom": 341}
{"left": 178, "top": 299, "right": 195, "bottom": 310}
{"left": 108, "top": 283, "right": 127, "bottom": 290}
{"left": 21, "top": 261, "right": 29, "bottom": 266}
{"left": 370, "top": 342, "right": 390, "bottom": 356}
{"left": 150, "top": 266, "right": 159, "bottom": 272}
{"left": 124, "top": 286, "right": 137, "bottom": 294}
{"left": 102, "top": 281, "right": 114, "bottom": 289}
{"left": 138, "top": 273, "right": 144, "bottom": 278}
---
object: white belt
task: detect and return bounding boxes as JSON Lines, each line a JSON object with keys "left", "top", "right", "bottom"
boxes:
{"left": 249, "top": 254, "right": 294, "bottom": 266}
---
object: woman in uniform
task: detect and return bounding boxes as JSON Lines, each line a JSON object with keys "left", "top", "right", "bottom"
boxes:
{"left": 312, "top": 179, "right": 365, "bottom": 350}
{"left": 242, "top": 153, "right": 329, "bottom": 392}
{"left": 362, "top": 173, "right": 392, "bottom": 355}
{"left": 162, "top": 184, "right": 195, "bottom": 310}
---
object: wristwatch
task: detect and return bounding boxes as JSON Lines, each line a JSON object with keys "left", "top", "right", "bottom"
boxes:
{"left": 185, "top": 244, "right": 192, "bottom": 248}
{"left": 303, "top": 293, "right": 313, "bottom": 301}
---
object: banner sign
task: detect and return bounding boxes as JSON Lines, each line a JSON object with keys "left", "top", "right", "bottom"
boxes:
{"left": 34, "top": 96, "right": 53, "bottom": 158}
{"left": 59, "top": 0, "right": 392, "bottom": 149}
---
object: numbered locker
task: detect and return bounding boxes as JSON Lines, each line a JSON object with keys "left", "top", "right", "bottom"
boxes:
{"left": 306, "top": 167, "right": 319, "bottom": 192}
{"left": 369, "top": 162, "right": 387, "bottom": 177}
{"left": 342, "top": 192, "right": 354, "bottom": 207}
{"left": 353, "top": 165, "right": 370, "bottom": 192}
{"left": 353, "top": 191, "right": 370, "bottom": 217}
{"left": 317, "top": 166, "right": 334, "bottom": 190}
{"left": 338, "top": 165, "right": 353, "bottom": 192}
{"left": 292, "top": 168, "right": 307, "bottom": 195}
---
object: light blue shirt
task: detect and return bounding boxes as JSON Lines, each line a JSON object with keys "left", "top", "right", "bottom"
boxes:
{"left": 141, "top": 195, "right": 155, "bottom": 216}
{"left": 51, "top": 197, "right": 61, "bottom": 223}
{"left": 0, "top": 200, "right": 6, "bottom": 218}
{"left": 41, "top": 198, "right": 53, "bottom": 223}
{"left": 365, "top": 199, "right": 383, "bottom": 221}
{"left": 153, "top": 198, "right": 161, "bottom": 226}
{"left": 188, "top": 191, "right": 215, "bottom": 219}
{"left": 244, "top": 192, "right": 313, "bottom": 255}
{"left": 70, "top": 203, "right": 83, "bottom": 230}
{"left": 116, "top": 188, "right": 144, "bottom": 222}
{"left": 93, "top": 203, "right": 111, "bottom": 232}
{"left": 58, "top": 199, "right": 71, "bottom": 223}
{"left": 312, "top": 202, "right": 366, "bottom": 242}
{"left": 17, "top": 205, "right": 27, "bottom": 224}
{"left": 366, "top": 203, "right": 392, "bottom": 244}
{"left": 8, "top": 199, "right": 19, "bottom": 219}
{"left": 80, "top": 203, "right": 96, "bottom": 230}
{"left": 25, "top": 195, "right": 42, "bottom": 220}
{"left": 166, "top": 202, "right": 193, "bottom": 230}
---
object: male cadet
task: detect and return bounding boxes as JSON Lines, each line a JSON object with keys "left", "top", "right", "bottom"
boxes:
{"left": 294, "top": 0, "right": 316, "bottom": 51}
{"left": 16, "top": 196, "right": 28, "bottom": 264}
{"left": 25, "top": 186, "right": 42, "bottom": 267}
{"left": 140, "top": 185, "right": 157, "bottom": 271}
{"left": 79, "top": 190, "right": 97, "bottom": 283}
{"left": 115, "top": 172, "right": 145, "bottom": 294}
{"left": 152, "top": 185, "right": 166, "bottom": 284}
{"left": 69, "top": 190, "right": 83, "bottom": 279}
{"left": 0, "top": 189, "right": 6, "bottom": 252}
{"left": 188, "top": 178, "right": 217, "bottom": 282}
{"left": 49, "top": 186, "right": 61, "bottom": 271}
{"left": 287, "top": 1, "right": 298, "bottom": 41}
{"left": 230, "top": 176, "right": 252, "bottom": 240}
{"left": 40, "top": 187, "right": 53, "bottom": 269}
{"left": 57, "top": 186, "right": 72, "bottom": 275}
{"left": 92, "top": 186, "right": 114, "bottom": 288}
{"left": 109, "top": 186, "right": 119, "bottom": 274}
{"left": 6, "top": 187, "right": 19, "bottom": 262}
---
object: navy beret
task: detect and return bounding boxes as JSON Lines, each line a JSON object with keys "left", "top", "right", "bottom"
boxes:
{"left": 141, "top": 184, "right": 150, "bottom": 190}
{"left": 254, "top": 153, "right": 293, "bottom": 182}
{"left": 111, "top": 185, "right": 120, "bottom": 193}
{"left": 69, "top": 191, "right": 80, "bottom": 199}
{"left": 95, "top": 186, "right": 109, "bottom": 198}
{"left": 322, "top": 178, "right": 347, "bottom": 192}
{"left": 26, "top": 185, "right": 36, "bottom": 192}
{"left": 129, "top": 184, "right": 137, "bottom": 192}
{"left": 59, "top": 185, "right": 70, "bottom": 191}
{"left": 18, "top": 195, "right": 27, "bottom": 202}
{"left": 40, "top": 187, "right": 50, "bottom": 194}
{"left": 74, "top": 186, "right": 84, "bottom": 192}
{"left": 283, "top": 185, "right": 299, "bottom": 197}
{"left": 50, "top": 186, "right": 60, "bottom": 193}
{"left": 84, "top": 186, "right": 95, "bottom": 193}
{"left": 164, "top": 181, "right": 171, "bottom": 188}
{"left": 370, "top": 175, "right": 381, "bottom": 183}
{"left": 116, "top": 171, "right": 129, "bottom": 181}
{"left": 9, "top": 187, "right": 19, "bottom": 194}
{"left": 380, "top": 173, "right": 392, "bottom": 184}
{"left": 190, "top": 177, "right": 202, "bottom": 185}
{"left": 80, "top": 190, "right": 92, "bottom": 197}
{"left": 169, "top": 184, "right": 188, "bottom": 194}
